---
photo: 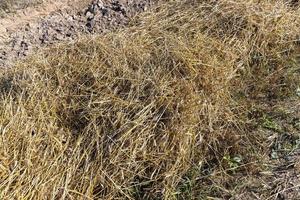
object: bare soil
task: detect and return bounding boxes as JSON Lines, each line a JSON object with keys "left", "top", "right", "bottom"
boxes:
{"left": 0, "top": 0, "right": 153, "bottom": 67}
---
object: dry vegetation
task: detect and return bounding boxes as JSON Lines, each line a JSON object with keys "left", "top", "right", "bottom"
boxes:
{"left": 0, "top": 0, "right": 299, "bottom": 199}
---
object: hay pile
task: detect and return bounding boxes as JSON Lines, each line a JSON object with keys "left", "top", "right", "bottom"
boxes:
{"left": 0, "top": 0, "right": 299, "bottom": 199}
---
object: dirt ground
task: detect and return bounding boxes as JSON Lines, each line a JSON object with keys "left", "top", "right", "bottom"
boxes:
{"left": 0, "top": 1, "right": 299, "bottom": 199}
{"left": 0, "top": 0, "right": 153, "bottom": 67}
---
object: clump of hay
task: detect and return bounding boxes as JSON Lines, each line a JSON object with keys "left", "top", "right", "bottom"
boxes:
{"left": 0, "top": 0, "right": 299, "bottom": 199}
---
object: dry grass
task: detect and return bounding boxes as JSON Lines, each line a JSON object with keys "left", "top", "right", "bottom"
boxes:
{"left": 0, "top": 0, "right": 299, "bottom": 199}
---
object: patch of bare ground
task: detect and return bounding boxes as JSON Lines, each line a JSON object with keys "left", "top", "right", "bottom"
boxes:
{"left": 0, "top": 0, "right": 154, "bottom": 67}
{"left": 0, "top": 0, "right": 44, "bottom": 16}
{"left": 0, "top": 0, "right": 87, "bottom": 39}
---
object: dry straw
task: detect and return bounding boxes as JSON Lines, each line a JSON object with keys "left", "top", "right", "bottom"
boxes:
{"left": 0, "top": 0, "right": 299, "bottom": 199}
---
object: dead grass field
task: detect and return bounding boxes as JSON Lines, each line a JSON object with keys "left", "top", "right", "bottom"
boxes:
{"left": 0, "top": 0, "right": 299, "bottom": 199}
